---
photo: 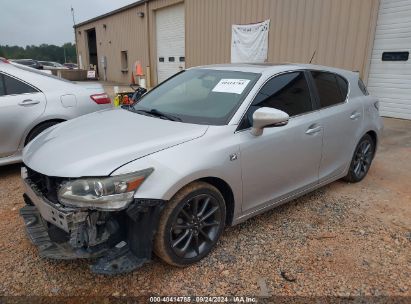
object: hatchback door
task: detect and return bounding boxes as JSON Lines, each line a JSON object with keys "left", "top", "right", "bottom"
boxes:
{"left": 238, "top": 71, "right": 322, "bottom": 213}
{"left": 309, "top": 71, "right": 363, "bottom": 182}
{"left": 0, "top": 72, "right": 46, "bottom": 157}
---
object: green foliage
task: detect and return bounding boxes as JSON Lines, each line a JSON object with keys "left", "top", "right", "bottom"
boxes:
{"left": 0, "top": 43, "right": 77, "bottom": 63}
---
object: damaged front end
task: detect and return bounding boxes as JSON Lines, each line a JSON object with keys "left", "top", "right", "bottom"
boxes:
{"left": 19, "top": 167, "right": 164, "bottom": 275}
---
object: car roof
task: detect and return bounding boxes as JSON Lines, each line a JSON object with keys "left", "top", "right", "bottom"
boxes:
{"left": 0, "top": 61, "right": 74, "bottom": 89}
{"left": 193, "top": 63, "right": 358, "bottom": 78}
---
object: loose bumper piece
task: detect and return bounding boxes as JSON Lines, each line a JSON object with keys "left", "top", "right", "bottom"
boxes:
{"left": 20, "top": 174, "right": 165, "bottom": 275}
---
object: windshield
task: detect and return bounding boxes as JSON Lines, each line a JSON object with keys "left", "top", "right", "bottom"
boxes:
{"left": 133, "top": 69, "right": 260, "bottom": 125}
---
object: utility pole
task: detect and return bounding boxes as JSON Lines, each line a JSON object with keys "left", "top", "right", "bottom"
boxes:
{"left": 71, "top": 6, "right": 79, "bottom": 65}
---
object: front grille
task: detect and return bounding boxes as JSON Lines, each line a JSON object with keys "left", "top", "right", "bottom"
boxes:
{"left": 26, "top": 167, "right": 65, "bottom": 204}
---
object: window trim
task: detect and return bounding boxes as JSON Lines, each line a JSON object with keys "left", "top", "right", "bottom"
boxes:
{"left": 358, "top": 78, "right": 369, "bottom": 96}
{"left": 235, "top": 69, "right": 318, "bottom": 132}
{"left": 0, "top": 71, "right": 41, "bottom": 97}
{"left": 307, "top": 70, "right": 350, "bottom": 111}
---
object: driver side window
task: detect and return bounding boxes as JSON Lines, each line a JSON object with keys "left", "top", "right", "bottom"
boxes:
{"left": 239, "top": 71, "right": 313, "bottom": 130}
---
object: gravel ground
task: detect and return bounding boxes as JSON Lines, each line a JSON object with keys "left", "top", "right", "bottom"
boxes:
{"left": 0, "top": 118, "right": 410, "bottom": 298}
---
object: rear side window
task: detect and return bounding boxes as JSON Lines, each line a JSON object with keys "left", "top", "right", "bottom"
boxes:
{"left": 3, "top": 74, "right": 38, "bottom": 95}
{"left": 311, "top": 71, "right": 348, "bottom": 108}
{"left": 358, "top": 78, "right": 369, "bottom": 95}
{"left": 336, "top": 75, "right": 348, "bottom": 99}
{"left": 0, "top": 75, "right": 5, "bottom": 96}
{"left": 239, "top": 71, "right": 313, "bottom": 129}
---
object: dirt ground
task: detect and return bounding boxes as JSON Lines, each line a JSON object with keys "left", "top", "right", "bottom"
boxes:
{"left": 0, "top": 118, "right": 410, "bottom": 298}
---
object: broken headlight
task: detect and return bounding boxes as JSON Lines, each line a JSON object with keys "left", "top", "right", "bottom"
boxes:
{"left": 57, "top": 168, "right": 153, "bottom": 210}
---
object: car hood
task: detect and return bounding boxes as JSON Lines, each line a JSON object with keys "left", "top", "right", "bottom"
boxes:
{"left": 23, "top": 109, "right": 208, "bottom": 177}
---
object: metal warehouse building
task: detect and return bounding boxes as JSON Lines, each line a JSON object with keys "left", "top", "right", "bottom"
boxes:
{"left": 74, "top": 0, "right": 411, "bottom": 120}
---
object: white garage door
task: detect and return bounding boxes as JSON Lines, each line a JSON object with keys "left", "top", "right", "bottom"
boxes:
{"left": 156, "top": 4, "right": 185, "bottom": 84}
{"left": 367, "top": 0, "right": 411, "bottom": 120}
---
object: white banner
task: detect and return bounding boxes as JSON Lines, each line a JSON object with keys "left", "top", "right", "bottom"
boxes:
{"left": 231, "top": 20, "right": 270, "bottom": 63}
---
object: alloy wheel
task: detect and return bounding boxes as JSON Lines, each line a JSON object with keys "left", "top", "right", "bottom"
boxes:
{"left": 169, "top": 194, "right": 222, "bottom": 259}
{"left": 353, "top": 140, "right": 373, "bottom": 179}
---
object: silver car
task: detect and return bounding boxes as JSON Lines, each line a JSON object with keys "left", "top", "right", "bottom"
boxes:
{"left": 20, "top": 64, "right": 383, "bottom": 274}
{"left": 0, "top": 59, "right": 112, "bottom": 166}
{"left": 38, "top": 61, "right": 68, "bottom": 70}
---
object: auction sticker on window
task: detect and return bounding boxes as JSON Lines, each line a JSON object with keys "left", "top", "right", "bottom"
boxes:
{"left": 212, "top": 79, "right": 251, "bottom": 94}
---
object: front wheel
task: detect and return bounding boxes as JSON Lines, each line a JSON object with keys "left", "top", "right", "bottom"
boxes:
{"left": 344, "top": 134, "right": 375, "bottom": 183}
{"left": 154, "top": 182, "right": 226, "bottom": 267}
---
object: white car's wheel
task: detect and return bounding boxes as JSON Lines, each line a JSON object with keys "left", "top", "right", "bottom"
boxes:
{"left": 25, "top": 121, "right": 61, "bottom": 145}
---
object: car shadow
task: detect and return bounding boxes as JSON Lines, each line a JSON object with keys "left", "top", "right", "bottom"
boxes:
{"left": 0, "top": 163, "right": 22, "bottom": 179}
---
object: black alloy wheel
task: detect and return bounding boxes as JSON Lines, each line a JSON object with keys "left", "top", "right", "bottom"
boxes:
{"left": 170, "top": 193, "right": 222, "bottom": 258}
{"left": 154, "top": 182, "right": 226, "bottom": 266}
{"left": 344, "top": 134, "right": 375, "bottom": 183}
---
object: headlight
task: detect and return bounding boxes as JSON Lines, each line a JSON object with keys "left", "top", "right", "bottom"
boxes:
{"left": 57, "top": 168, "right": 153, "bottom": 210}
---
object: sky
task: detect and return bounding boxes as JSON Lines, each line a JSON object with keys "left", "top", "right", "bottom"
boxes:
{"left": 0, "top": 0, "right": 137, "bottom": 47}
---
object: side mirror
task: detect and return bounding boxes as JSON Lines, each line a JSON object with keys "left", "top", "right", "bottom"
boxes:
{"left": 131, "top": 86, "right": 148, "bottom": 103}
{"left": 251, "top": 107, "right": 289, "bottom": 136}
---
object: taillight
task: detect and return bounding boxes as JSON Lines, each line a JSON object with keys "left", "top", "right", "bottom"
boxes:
{"left": 90, "top": 93, "right": 111, "bottom": 105}
{"left": 0, "top": 57, "right": 10, "bottom": 63}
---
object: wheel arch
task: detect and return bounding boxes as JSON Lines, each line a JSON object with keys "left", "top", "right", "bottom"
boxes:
{"left": 166, "top": 176, "right": 237, "bottom": 227}
{"left": 198, "top": 177, "right": 236, "bottom": 226}
{"left": 365, "top": 130, "right": 378, "bottom": 149}
{"left": 24, "top": 119, "right": 66, "bottom": 146}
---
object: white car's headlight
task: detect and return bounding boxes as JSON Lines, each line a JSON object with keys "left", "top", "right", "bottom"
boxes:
{"left": 57, "top": 168, "right": 153, "bottom": 210}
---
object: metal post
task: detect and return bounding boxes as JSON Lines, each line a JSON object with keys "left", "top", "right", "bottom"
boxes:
{"left": 71, "top": 6, "right": 79, "bottom": 65}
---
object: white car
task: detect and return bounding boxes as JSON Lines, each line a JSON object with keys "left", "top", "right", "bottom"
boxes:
{"left": 0, "top": 58, "right": 112, "bottom": 166}
{"left": 39, "top": 61, "right": 68, "bottom": 70}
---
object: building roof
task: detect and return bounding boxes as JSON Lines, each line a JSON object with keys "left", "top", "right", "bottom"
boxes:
{"left": 74, "top": 0, "right": 147, "bottom": 28}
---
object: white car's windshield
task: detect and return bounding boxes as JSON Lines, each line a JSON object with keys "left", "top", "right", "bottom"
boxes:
{"left": 133, "top": 69, "right": 260, "bottom": 125}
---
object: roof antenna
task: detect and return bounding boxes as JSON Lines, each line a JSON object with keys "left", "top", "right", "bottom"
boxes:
{"left": 309, "top": 50, "right": 316, "bottom": 64}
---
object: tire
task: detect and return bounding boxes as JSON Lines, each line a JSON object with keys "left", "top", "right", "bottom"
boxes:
{"left": 343, "top": 134, "right": 375, "bottom": 183}
{"left": 25, "top": 121, "right": 61, "bottom": 145}
{"left": 154, "top": 181, "right": 226, "bottom": 267}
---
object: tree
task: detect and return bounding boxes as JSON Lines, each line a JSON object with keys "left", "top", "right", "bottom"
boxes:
{"left": 0, "top": 43, "right": 77, "bottom": 63}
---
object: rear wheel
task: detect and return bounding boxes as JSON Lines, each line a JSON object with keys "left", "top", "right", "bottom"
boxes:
{"left": 25, "top": 121, "right": 61, "bottom": 145}
{"left": 154, "top": 182, "right": 226, "bottom": 267}
{"left": 344, "top": 134, "right": 375, "bottom": 183}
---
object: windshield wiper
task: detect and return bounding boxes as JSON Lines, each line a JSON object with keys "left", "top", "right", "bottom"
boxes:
{"left": 134, "top": 108, "right": 182, "bottom": 122}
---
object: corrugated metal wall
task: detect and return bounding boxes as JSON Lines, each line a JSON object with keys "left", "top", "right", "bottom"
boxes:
{"left": 75, "top": 0, "right": 379, "bottom": 84}
{"left": 75, "top": 0, "right": 183, "bottom": 84}
{"left": 185, "top": 0, "right": 379, "bottom": 79}
{"left": 75, "top": 3, "right": 149, "bottom": 84}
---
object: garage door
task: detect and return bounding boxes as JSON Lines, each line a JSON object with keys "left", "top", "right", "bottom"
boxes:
{"left": 367, "top": 0, "right": 411, "bottom": 120}
{"left": 156, "top": 4, "right": 185, "bottom": 84}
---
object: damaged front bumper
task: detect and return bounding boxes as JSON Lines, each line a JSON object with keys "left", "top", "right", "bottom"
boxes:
{"left": 19, "top": 167, "right": 164, "bottom": 275}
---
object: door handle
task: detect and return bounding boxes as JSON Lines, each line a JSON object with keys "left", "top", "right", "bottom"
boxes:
{"left": 18, "top": 99, "right": 40, "bottom": 106}
{"left": 350, "top": 112, "right": 361, "bottom": 120}
{"left": 305, "top": 126, "right": 322, "bottom": 135}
